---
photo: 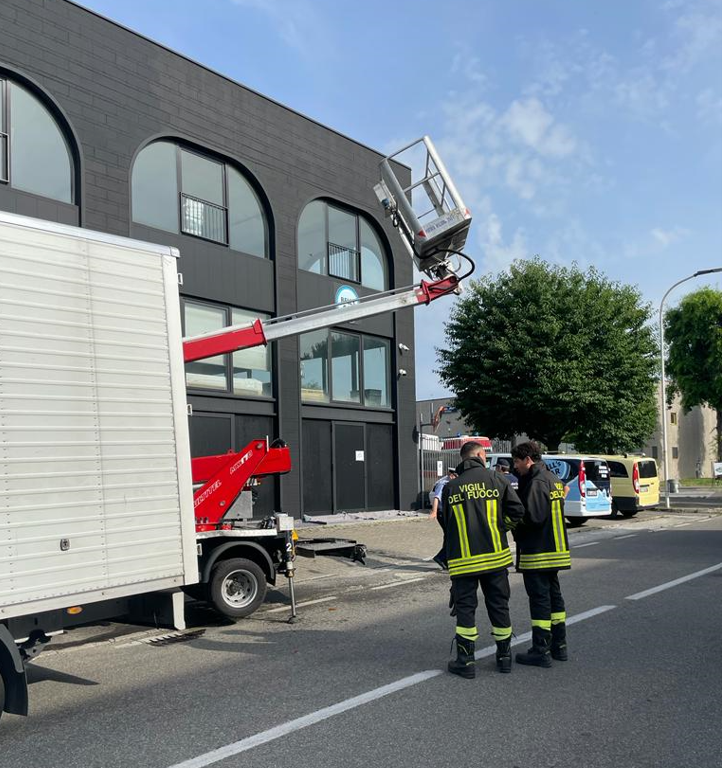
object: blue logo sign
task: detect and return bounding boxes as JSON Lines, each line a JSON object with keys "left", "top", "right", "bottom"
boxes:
{"left": 335, "top": 285, "right": 359, "bottom": 305}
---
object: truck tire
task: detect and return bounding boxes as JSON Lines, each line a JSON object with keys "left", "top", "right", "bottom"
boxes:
{"left": 209, "top": 558, "right": 267, "bottom": 619}
{"left": 0, "top": 670, "right": 5, "bottom": 719}
{"left": 566, "top": 517, "right": 585, "bottom": 527}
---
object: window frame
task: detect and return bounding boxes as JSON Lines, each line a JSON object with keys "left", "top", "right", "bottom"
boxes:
{"left": 298, "top": 200, "right": 388, "bottom": 289}
{"left": 0, "top": 75, "right": 75, "bottom": 203}
{"left": 0, "top": 79, "right": 8, "bottom": 184}
{"left": 133, "top": 139, "right": 268, "bottom": 257}
{"left": 300, "top": 328, "right": 393, "bottom": 409}
{"left": 182, "top": 297, "right": 275, "bottom": 400}
{"left": 178, "top": 146, "right": 229, "bottom": 246}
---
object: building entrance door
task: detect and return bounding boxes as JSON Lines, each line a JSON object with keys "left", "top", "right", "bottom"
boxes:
{"left": 333, "top": 423, "right": 366, "bottom": 512}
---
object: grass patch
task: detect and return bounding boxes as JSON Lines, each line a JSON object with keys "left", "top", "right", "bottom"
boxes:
{"left": 680, "top": 478, "right": 722, "bottom": 487}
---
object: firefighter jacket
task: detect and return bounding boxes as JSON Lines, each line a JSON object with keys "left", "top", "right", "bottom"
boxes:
{"left": 439, "top": 457, "right": 526, "bottom": 578}
{"left": 515, "top": 461, "right": 571, "bottom": 572}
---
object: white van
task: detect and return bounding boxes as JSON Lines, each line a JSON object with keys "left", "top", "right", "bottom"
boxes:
{"left": 488, "top": 453, "right": 612, "bottom": 525}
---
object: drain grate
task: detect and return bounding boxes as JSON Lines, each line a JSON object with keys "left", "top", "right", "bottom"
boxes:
{"left": 140, "top": 628, "right": 206, "bottom": 646}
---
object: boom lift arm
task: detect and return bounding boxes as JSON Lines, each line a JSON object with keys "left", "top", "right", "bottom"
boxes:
{"left": 185, "top": 273, "right": 463, "bottom": 531}
{"left": 184, "top": 134, "right": 474, "bottom": 534}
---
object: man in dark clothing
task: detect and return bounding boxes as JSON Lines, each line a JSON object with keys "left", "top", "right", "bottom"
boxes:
{"left": 439, "top": 441, "right": 526, "bottom": 678}
{"left": 495, "top": 457, "right": 519, "bottom": 490}
{"left": 511, "top": 441, "right": 571, "bottom": 667}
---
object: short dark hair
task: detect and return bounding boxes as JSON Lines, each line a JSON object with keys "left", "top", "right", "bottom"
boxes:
{"left": 511, "top": 441, "right": 542, "bottom": 462}
{"left": 460, "top": 441, "right": 485, "bottom": 460}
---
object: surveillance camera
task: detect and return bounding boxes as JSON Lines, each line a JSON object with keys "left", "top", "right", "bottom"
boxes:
{"left": 398, "top": 343, "right": 410, "bottom": 352}
{"left": 398, "top": 368, "right": 407, "bottom": 377}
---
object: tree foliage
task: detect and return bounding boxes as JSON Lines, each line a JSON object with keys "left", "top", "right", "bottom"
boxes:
{"left": 665, "top": 287, "right": 722, "bottom": 459}
{"left": 437, "top": 258, "right": 658, "bottom": 452}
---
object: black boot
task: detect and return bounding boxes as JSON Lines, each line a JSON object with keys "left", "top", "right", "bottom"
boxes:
{"left": 495, "top": 638, "right": 512, "bottom": 673}
{"left": 448, "top": 635, "right": 476, "bottom": 679}
{"left": 516, "top": 626, "right": 552, "bottom": 668}
{"left": 551, "top": 622, "right": 568, "bottom": 661}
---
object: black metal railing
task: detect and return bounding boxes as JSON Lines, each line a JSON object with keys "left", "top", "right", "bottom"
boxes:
{"left": 328, "top": 242, "right": 360, "bottom": 282}
{"left": 181, "top": 193, "right": 227, "bottom": 244}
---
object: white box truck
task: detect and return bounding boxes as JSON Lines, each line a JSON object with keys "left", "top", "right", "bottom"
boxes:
{"left": 0, "top": 211, "right": 198, "bottom": 717}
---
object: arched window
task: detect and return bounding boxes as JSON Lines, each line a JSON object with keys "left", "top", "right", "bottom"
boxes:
{"left": 297, "top": 200, "right": 389, "bottom": 290}
{"left": 131, "top": 140, "right": 268, "bottom": 258}
{"left": 0, "top": 76, "right": 74, "bottom": 203}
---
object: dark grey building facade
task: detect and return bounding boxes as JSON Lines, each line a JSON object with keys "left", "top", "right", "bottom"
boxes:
{"left": 0, "top": 0, "right": 418, "bottom": 517}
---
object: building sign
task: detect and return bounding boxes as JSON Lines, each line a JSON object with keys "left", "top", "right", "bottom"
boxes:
{"left": 714, "top": 462, "right": 722, "bottom": 478}
{"left": 335, "top": 285, "right": 359, "bottom": 305}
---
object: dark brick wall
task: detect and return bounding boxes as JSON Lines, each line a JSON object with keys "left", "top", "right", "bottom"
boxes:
{"left": 0, "top": 0, "right": 418, "bottom": 513}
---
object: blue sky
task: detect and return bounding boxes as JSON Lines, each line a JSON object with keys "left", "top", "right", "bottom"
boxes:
{"left": 75, "top": 0, "right": 722, "bottom": 399}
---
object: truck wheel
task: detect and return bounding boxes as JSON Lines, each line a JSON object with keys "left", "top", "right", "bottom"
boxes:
{"left": 0, "top": 671, "right": 5, "bottom": 718}
{"left": 209, "top": 558, "right": 267, "bottom": 619}
{"left": 620, "top": 510, "right": 638, "bottom": 518}
{"left": 566, "top": 518, "right": 585, "bottom": 527}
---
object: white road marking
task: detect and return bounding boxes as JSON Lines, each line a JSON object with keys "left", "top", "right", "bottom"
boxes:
{"left": 615, "top": 534, "right": 637, "bottom": 540}
{"left": 371, "top": 577, "right": 427, "bottom": 591}
{"left": 166, "top": 603, "right": 615, "bottom": 768}
{"left": 573, "top": 541, "right": 600, "bottom": 549}
{"left": 626, "top": 562, "right": 722, "bottom": 601}
{"left": 166, "top": 670, "right": 443, "bottom": 768}
{"left": 262, "top": 597, "right": 337, "bottom": 614}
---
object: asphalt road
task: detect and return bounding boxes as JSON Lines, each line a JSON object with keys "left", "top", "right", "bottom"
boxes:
{"left": 1, "top": 512, "right": 721, "bottom": 768}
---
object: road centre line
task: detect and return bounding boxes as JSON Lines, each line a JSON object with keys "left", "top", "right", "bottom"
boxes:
{"left": 614, "top": 534, "right": 637, "bottom": 540}
{"left": 573, "top": 541, "right": 600, "bottom": 549}
{"left": 625, "top": 562, "right": 722, "bottom": 601}
{"left": 165, "top": 604, "right": 615, "bottom": 768}
{"left": 263, "top": 597, "right": 337, "bottom": 614}
{"left": 371, "top": 577, "right": 427, "bottom": 591}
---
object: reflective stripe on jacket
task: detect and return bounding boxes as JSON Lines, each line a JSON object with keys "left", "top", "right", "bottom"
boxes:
{"left": 440, "top": 457, "right": 525, "bottom": 578}
{"left": 515, "top": 461, "right": 571, "bottom": 571}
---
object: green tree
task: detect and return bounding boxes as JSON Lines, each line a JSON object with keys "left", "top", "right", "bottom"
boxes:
{"left": 437, "top": 258, "right": 658, "bottom": 452}
{"left": 665, "top": 287, "right": 722, "bottom": 461}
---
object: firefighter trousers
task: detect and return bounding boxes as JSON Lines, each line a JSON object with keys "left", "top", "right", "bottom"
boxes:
{"left": 522, "top": 570, "right": 566, "bottom": 630}
{"left": 451, "top": 569, "right": 511, "bottom": 642}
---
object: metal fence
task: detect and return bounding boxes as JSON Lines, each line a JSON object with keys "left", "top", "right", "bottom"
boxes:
{"left": 418, "top": 435, "right": 465, "bottom": 508}
{"left": 418, "top": 435, "right": 514, "bottom": 508}
{"left": 328, "top": 242, "right": 360, "bottom": 282}
{"left": 181, "top": 193, "right": 227, "bottom": 244}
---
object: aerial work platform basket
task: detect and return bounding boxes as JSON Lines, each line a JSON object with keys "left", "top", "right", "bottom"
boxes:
{"left": 374, "top": 135, "right": 472, "bottom": 280}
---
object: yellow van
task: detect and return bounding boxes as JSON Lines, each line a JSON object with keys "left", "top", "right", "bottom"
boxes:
{"left": 595, "top": 455, "right": 660, "bottom": 517}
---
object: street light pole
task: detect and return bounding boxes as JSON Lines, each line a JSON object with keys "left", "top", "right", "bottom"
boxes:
{"left": 659, "top": 268, "right": 722, "bottom": 509}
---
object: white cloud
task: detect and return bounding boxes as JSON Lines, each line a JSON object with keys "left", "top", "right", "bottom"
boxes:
{"left": 697, "top": 88, "right": 722, "bottom": 126}
{"left": 230, "top": 0, "right": 326, "bottom": 56}
{"left": 663, "top": 0, "right": 722, "bottom": 72}
{"left": 478, "top": 212, "right": 529, "bottom": 273}
{"left": 502, "top": 98, "right": 577, "bottom": 158}
{"left": 651, "top": 227, "right": 690, "bottom": 248}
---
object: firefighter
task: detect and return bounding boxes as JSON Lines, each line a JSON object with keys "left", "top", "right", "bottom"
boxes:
{"left": 511, "top": 441, "right": 570, "bottom": 667}
{"left": 439, "top": 441, "right": 525, "bottom": 678}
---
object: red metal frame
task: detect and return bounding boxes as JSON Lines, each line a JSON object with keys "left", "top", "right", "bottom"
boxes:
{"left": 191, "top": 441, "right": 291, "bottom": 532}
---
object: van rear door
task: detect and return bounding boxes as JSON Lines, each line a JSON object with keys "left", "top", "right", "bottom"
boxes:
{"left": 637, "top": 460, "right": 660, "bottom": 506}
{"left": 583, "top": 459, "right": 612, "bottom": 513}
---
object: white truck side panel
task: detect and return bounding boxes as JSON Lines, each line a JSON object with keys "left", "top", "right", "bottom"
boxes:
{"left": 0, "top": 212, "right": 198, "bottom": 619}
